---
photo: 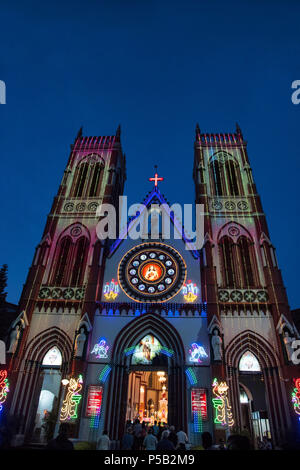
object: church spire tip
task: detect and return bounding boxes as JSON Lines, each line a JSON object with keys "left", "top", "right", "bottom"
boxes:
{"left": 76, "top": 126, "right": 83, "bottom": 139}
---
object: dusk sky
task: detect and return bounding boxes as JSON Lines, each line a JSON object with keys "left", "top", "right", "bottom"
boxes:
{"left": 0, "top": 0, "right": 299, "bottom": 308}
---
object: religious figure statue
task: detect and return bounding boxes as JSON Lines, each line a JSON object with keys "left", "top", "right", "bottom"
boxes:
{"left": 142, "top": 338, "right": 151, "bottom": 362}
{"left": 7, "top": 325, "right": 21, "bottom": 354}
{"left": 283, "top": 331, "right": 295, "bottom": 362}
{"left": 211, "top": 329, "right": 223, "bottom": 361}
{"left": 74, "top": 328, "right": 87, "bottom": 358}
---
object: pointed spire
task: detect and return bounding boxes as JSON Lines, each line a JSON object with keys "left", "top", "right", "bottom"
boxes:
{"left": 76, "top": 126, "right": 83, "bottom": 140}
{"left": 116, "top": 124, "right": 121, "bottom": 141}
{"left": 195, "top": 123, "right": 201, "bottom": 140}
{"left": 235, "top": 122, "right": 242, "bottom": 134}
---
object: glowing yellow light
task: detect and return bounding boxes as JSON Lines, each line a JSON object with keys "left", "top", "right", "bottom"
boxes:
{"left": 103, "top": 279, "right": 119, "bottom": 300}
{"left": 60, "top": 375, "right": 83, "bottom": 421}
{"left": 212, "top": 378, "right": 234, "bottom": 427}
{"left": 183, "top": 281, "right": 198, "bottom": 303}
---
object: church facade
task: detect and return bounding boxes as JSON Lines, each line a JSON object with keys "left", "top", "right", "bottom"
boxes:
{"left": 3, "top": 125, "right": 300, "bottom": 447}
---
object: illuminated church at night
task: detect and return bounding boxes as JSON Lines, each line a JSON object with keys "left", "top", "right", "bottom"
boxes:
{"left": 3, "top": 124, "right": 300, "bottom": 448}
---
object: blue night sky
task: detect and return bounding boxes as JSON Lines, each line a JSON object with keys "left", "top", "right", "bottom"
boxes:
{"left": 0, "top": 0, "right": 299, "bottom": 308}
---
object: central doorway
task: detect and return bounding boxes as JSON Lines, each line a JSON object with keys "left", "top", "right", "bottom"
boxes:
{"left": 126, "top": 370, "right": 168, "bottom": 425}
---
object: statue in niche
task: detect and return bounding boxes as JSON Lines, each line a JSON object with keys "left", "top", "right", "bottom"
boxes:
{"left": 7, "top": 324, "right": 21, "bottom": 354}
{"left": 74, "top": 327, "right": 87, "bottom": 358}
{"left": 283, "top": 330, "right": 295, "bottom": 362}
{"left": 211, "top": 328, "right": 223, "bottom": 361}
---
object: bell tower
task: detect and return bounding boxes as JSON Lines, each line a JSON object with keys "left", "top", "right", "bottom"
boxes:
{"left": 8, "top": 127, "right": 126, "bottom": 438}
{"left": 194, "top": 124, "right": 298, "bottom": 444}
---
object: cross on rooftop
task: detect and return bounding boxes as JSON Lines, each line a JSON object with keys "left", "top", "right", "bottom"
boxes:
{"left": 149, "top": 165, "right": 164, "bottom": 187}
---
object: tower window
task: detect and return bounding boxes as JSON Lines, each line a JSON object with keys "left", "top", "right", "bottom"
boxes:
{"left": 219, "top": 236, "right": 235, "bottom": 287}
{"left": 89, "top": 163, "right": 103, "bottom": 197}
{"left": 225, "top": 160, "right": 239, "bottom": 196}
{"left": 52, "top": 237, "right": 72, "bottom": 286}
{"left": 238, "top": 237, "right": 255, "bottom": 287}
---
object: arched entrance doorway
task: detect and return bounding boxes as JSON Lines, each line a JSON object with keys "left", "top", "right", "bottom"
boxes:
{"left": 126, "top": 335, "right": 169, "bottom": 425}
{"left": 105, "top": 313, "right": 186, "bottom": 440}
{"left": 238, "top": 351, "right": 271, "bottom": 443}
{"left": 226, "top": 331, "right": 291, "bottom": 446}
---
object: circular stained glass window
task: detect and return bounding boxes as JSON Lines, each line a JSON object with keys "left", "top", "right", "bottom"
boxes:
{"left": 118, "top": 242, "right": 187, "bottom": 302}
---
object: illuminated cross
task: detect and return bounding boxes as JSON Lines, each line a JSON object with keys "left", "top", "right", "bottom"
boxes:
{"left": 149, "top": 165, "right": 164, "bottom": 187}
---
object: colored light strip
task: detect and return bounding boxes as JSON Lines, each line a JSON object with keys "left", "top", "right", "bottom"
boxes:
{"left": 99, "top": 365, "right": 112, "bottom": 383}
{"left": 193, "top": 410, "right": 203, "bottom": 433}
{"left": 185, "top": 367, "right": 197, "bottom": 385}
{"left": 292, "top": 378, "right": 300, "bottom": 420}
{"left": 160, "top": 347, "right": 174, "bottom": 357}
{"left": 0, "top": 370, "right": 10, "bottom": 412}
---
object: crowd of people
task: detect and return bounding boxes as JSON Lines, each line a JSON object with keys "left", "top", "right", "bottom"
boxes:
{"left": 98, "top": 420, "right": 189, "bottom": 451}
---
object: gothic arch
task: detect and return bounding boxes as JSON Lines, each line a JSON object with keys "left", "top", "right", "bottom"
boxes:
{"left": 217, "top": 221, "right": 253, "bottom": 244}
{"left": 23, "top": 326, "right": 73, "bottom": 365}
{"left": 111, "top": 312, "right": 186, "bottom": 364}
{"left": 11, "top": 327, "right": 73, "bottom": 435}
{"left": 225, "top": 330, "right": 290, "bottom": 445}
{"left": 105, "top": 313, "right": 187, "bottom": 439}
{"left": 49, "top": 223, "right": 90, "bottom": 286}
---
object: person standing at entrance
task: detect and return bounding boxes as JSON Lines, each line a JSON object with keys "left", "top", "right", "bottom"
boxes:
{"left": 143, "top": 428, "right": 157, "bottom": 450}
{"left": 97, "top": 430, "right": 110, "bottom": 450}
{"left": 133, "top": 419, "right": 142, "bottom": 450}
{"left": 177, "top": 428, "right": 188, "bottom": 450}
{"left": 153, "top": 420, "right": 159, "bottom": 438}
{"left": 122, "top": 427, "right": 134, "bottom": 450}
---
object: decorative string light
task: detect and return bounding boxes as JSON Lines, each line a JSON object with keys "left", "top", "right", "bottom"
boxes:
{"left": 103, "top": 279, "right": 119, "bottom": 300}
{"left": 185, "top": 367, "right": 197, "bottom": 385}
{"left": 91, "top": 338, "right": 109, "bottom": 359}
{"left": 60, "top": 375, "right": 83, "bottom": 421}
{"left": 212, "top": 378, "right": 234, "bottom": 427}
{"left": 99, "top": 365, "right": 112, "bottom": 383}
{"left": 188, "top": 343, "right": 208, "bottom": 363}
{"left": 292, "top": 378, "right": 300, "bottom": 420}
{"left": 0, "top": 370, "right": 10, "bottom": 412}
{"left": 182, "top": 281, "right": 199, "bottom": 303}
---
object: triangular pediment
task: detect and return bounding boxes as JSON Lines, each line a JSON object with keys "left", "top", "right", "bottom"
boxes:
{"left": 109, "top": 187, "right": 200, "bottom": 259}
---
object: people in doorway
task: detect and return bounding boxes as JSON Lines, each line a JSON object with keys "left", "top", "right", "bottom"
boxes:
{"left": 143, "top": 427, "right": 157, "bottom": 450}
{"left": 152, "top": 420, "right": 159, "bottom": 438}
{"left": 177, "top": 428, "right": 189, "bottom": 450}
{"left": 157, "top": 430, "right": 175, "bottom": 451}
{"left": 133, "top": 419, "right": 142, "bottom": 450}
{"left": 47, "top": 423, "right": 74, "bottom": 450}
{"left": 97, "top": 430, "right": 110, "bottom": 450}
{"left": 122, "top": 427, "right": 134, "bottom": 450}
{"left": 168, "top": 426, "right": 178, "bottom": 448}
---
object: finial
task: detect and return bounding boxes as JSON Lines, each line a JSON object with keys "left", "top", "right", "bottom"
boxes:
{"left": 116, "top": 124, "right": 121, "bottom": 139}
{"left": 149, "top": 166, "right": 164, "bottom": 188}
{"left": 235, "top": 122, "right": 242, "bottom": 134}
{"left": 76, "top": 126, "right": 83, "bottom": 139}
{"left": 195, "top": 123, "right": 201, "bottom": 134}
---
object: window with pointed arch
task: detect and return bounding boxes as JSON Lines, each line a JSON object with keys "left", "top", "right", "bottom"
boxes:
{"left": 219, "top": 236, "right": 236, "bottom": 287}
{"left": 51, "top": 236, "right": 72, "bottom": 286}
{"left": 42, "top": 347, "right": 63, "bottom": 367}
{"left": 224, "top": 160, "right": 239, "bottom": 196}
{"left": 51, "top": 236, "right": 89, "bottom": 286}
{"left": 239, "top": 351, "right": 261, "bottom": 373}
{"left": 237, "top": 236, "right": 256, "bottom": 287}
{"left": 70, "top": 160, "right": 104, "bottom": 198}
{"left": 209, "top": 156, "right": 242, "bottom": 197}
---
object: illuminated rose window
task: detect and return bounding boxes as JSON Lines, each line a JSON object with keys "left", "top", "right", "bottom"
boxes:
{"left": 118, "top": 242, "right": 186, "bottom": 302}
